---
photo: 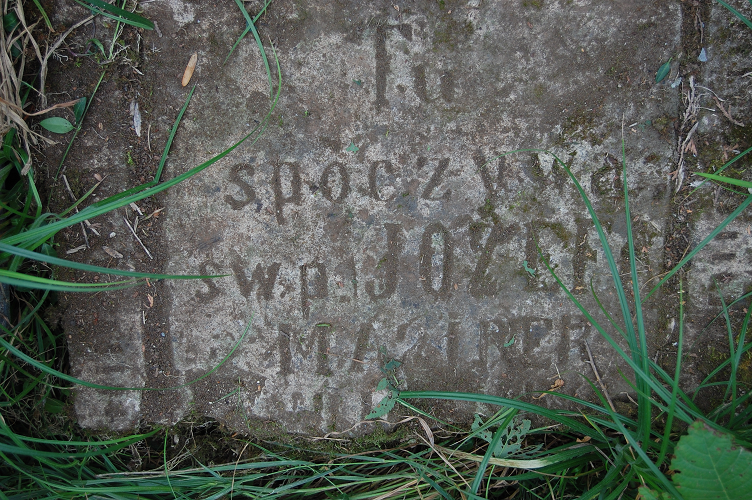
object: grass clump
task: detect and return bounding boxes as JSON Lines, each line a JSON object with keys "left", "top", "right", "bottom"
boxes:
{"left": 0, "top": 1, "right": 280, "bottom": 497}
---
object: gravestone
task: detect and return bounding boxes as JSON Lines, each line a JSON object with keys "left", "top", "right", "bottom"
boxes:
{"left": 61, "top": 0, "right": 698, "bottom": 433}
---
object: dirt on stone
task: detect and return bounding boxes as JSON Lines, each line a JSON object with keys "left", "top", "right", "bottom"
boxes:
{"left": 31, "top": 0, "right": 752, "bottom": 435}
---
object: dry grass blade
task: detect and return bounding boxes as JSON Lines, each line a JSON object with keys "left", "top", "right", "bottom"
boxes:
{"left": 0, "top": 0, "right": 45, "bottom": 174}
{"left": 585, "top": 340, "right": 616, "bottom": 412}
{"left": 123, "top": 215, "right": 153, "bottom": 259}
{"left": 371, "top": 479, "right": 420, "bottom": 500}
{"left": 38, "top": 15, "right": 95, "bottom": 107}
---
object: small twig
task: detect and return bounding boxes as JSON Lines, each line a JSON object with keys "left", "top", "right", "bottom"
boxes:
{"left": 713, "top": 96, "right": 744, "bottom": 126}
{"left": 585, "top": 340, "right": 616, "bottom": 412}
{"left": 674, "top": 76, "right": 701, "bottom": 193}
{"left": 62, "top": 175, "right": 101, "bottom": 236}
{"left": 39, "top": 15, "right": 96, "bottom": 107}
{"left": 229, "top": 441, "right": 250, "bottom": 500}
{"left": 62, "top": 174, "right": 91, "bottom": 245}
{"left": 123, "top": 216, "right": 153, "bottom": 259}
{"left": 325, "top": 347, "right": 365, "bottom": 364}
{"left": 675, "top": 121, "right": 699, "bottom": 193}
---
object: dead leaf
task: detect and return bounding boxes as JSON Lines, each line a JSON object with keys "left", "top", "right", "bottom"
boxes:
{"left": 576, "top": 436, "right": 592, "bottom": 443}
{"left": 102, "top": 246, "right": 123, "bottom": 259}
{"left": 66, "top": 245, "right": 87, "bottom": 255}
{"left": 133, "top": 101, "right": 142, "bottom": 137}
{"left": 147, "top": 294, "right": 154, "bottom": 308}
{"left": 141, "top": 207, "right": 164, "bottom": 221}
{"left": 182, "top": 53, "right": 198, "bottom": 86}
{"left": 93, "top": 173, "right": 103, "bottom": 182}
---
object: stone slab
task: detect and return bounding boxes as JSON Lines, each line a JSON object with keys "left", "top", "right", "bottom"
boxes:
{"left": 158, "top": 0, "right": 680, "bottom": 433}
{"left": 53, "top": 0, "right": 752, "bottom": 434}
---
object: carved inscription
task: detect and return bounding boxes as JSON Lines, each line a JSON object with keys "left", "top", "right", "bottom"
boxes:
{"left": 272, "top": 162, "right": 302, "bottom": 224}
{"left": 365, "top": 223, "right": 404, "bottom": 301}
{"left": 206, "top": 150, "right": 603, "bottom": 388}
{"left": 300, "top": 263, "right": 328, "bottom": 319}
{"left": 320, "top": 161, "right": 350, "bottom": 203}
{"left": 420, "top": 222, "right": 452, "bottom": 298}
{"left": 374, "top": 23, "right": 413, "bottom": 111}
{"left": 224, "top": 163, "right": 256, "bottom": 210}
{"left": 419, "top": 157, "right": 451, "bottom": 200}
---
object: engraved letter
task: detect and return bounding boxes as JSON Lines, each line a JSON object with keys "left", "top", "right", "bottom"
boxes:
{"left": 369, "top": 160, "right": 396, "bottom": 201}
{"left": 273, "top": 162, "right": 302, "bottom": 224}
{"left": 195, "top": 261, "right": 222, "bottom": 301}
{"left": 350, "top": 323, "right": 372, "bottom": 371}
{"left": 419, "top": 222, "right": 453, "bottom": 298}
{"left": 224, "top": 163, "right": 256, "bottom": 210}
{"left": 375, "top": 24, "right": 413, "bottom": 111}
{"left": 468, "top": 222, "right": 519, "bottom": 298}
{"left": 419, "top": 157, "right": 451, "bottom": 200}
{"left": 472, "top": 151, "right": 506, "bottom": 198}
{"left": 365, "top": 223, "right": 404, "bottom": 301}
{"left": 320, "top": 161, "right": 350, "bottom": 203}
{"left": 278, "top": 323, "right": 330, "bottom": 375}
{"left": 300, "top": 263, "right": 328, "bottom": 319}
{"left": 252, "top": 262, "right": 281, "bottom": 301}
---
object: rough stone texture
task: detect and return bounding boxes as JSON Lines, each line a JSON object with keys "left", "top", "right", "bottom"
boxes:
{"left": 678, "top": 0, "right": 752, "bottom": 390}
{"left": 51, "top": 0, "right": 749, "bottom": 434}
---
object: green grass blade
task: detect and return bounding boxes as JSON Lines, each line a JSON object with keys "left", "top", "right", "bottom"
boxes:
{"left": 73, "top": 0, "right": 154, "bottom": 30}
{"left": 398, "top": 390, "right": 600, "bottom": 438}
{"left": 693, "top": 343, "right": 752, "bottom": 399}
{"left": 26, "top": 171, "right": 42, "bottom": 220}
{"left": 0, "top": 242, "right": 227, "bottom": 280}
{"left": 657, "top": 277, "right": 684, "bottom": 467}
{"left": 3, "top": 44, "right": 281, "bottom": 248}
{"left": 537, "top": 252, "right": 703, "bottom": 425}
{"left": 689, "top": 145, "right": 752, "bottom": 196}
{"left": 587, "top": 381, "right": 684, "bottom": 500}
{"left": 56, "top": 178, "right": 102, "bottom": 217}
{"left": 54, "top": 72, "right": 106, "bottom": 181}
{"left": 30, "top": 0, "right": 53, "bottom": 30}
{"left": 89, "top": 85, "right": 197, "bottom": 207}
{"left": 715, "top": 0, "right": 752, "bottom": 30}
{"left": 716, "top": 285, "right": 738, "bottom": 407}
{"left": 0, "top": 427, "right": 158, "bottom": 459}
{"left": 225, "top": 0, "right": 273, "bottom": 65}
{"left": 0, "top": 269, "right": 142, "bottom": 292}
{"left": 469, "top": 410, "right": 516, "bottom": 494}
{"left": 620, "top": 132, "right": 652, "bottom": 443}
{"left": 695, "top": 172, "right": 752, "bottom": 189}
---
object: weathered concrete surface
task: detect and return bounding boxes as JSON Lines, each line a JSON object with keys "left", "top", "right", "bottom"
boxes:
{"left": 675, "top": 0, "right": 752, "bottom": 391}
{"left": 158, "top": 0, "right": 680, "bottom": 434}
{"left": 50, "top": 0, "right": 750, "bottom": 434}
